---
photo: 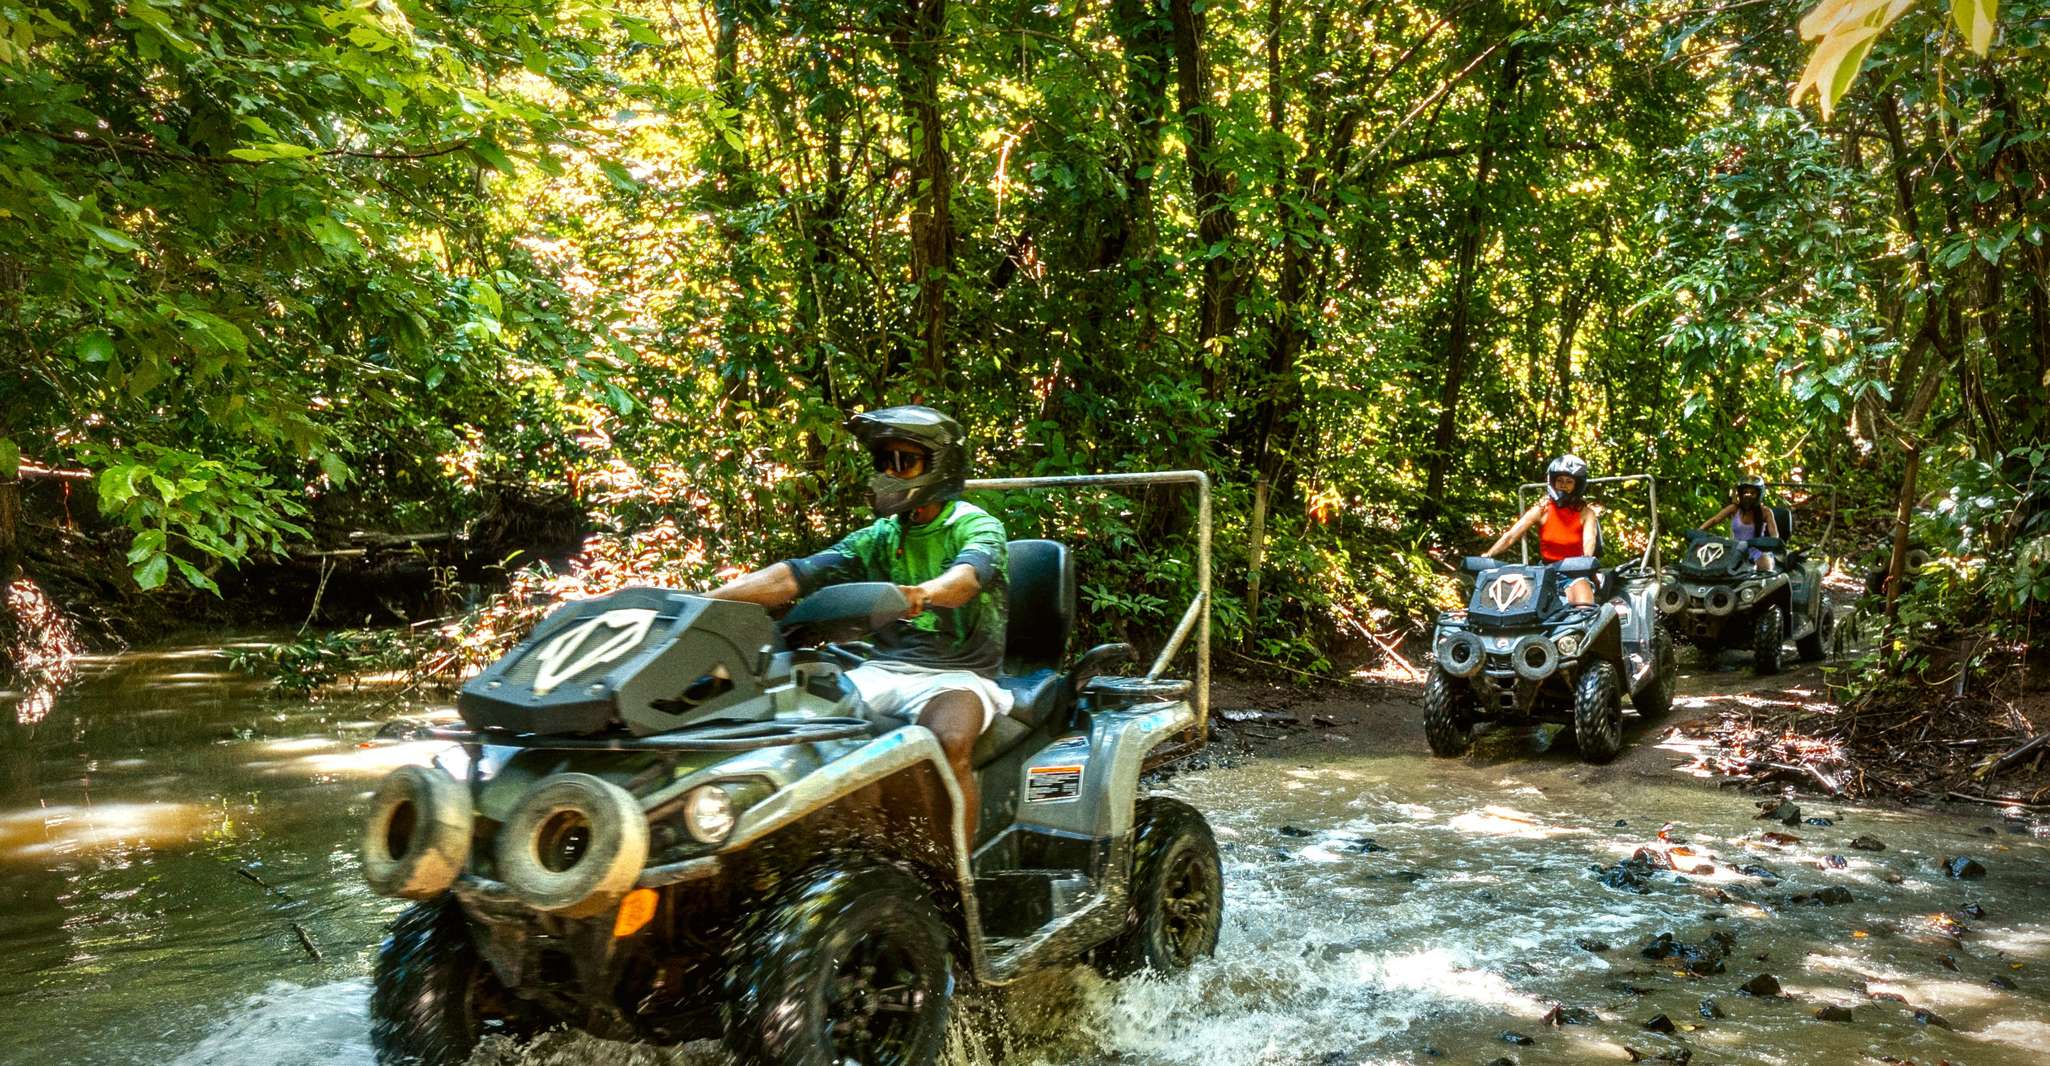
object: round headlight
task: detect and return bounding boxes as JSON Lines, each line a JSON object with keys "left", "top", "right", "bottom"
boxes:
{"left": 1739, "top": 587, "right": 1758, "bottom": 605}
{"left": 1555, "top": 633, "right": 1583, "bottom": 657}
{"left": 682, "top": 785, "right": 736, "bottom": 844}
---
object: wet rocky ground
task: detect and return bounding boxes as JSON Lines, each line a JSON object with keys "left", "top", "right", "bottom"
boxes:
{"left": 3, "top": 642, "right": 2047, "bottom": 1066}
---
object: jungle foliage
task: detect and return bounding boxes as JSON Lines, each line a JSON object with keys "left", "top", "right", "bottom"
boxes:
{"left": 2, "top": 0, "right": 2045, "bottom": 671}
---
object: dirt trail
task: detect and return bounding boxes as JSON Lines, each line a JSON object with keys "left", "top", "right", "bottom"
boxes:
{"left": 1209, "top": 653, "right": 1835, "bottom": 793}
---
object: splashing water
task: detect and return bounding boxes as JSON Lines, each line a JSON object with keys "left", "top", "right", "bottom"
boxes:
{"left": 5, "top": 643, "right": 2049, "bottom": 1066}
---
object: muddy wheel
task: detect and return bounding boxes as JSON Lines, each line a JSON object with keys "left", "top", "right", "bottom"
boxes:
{"left": 723, "top": 863, "right": 953, "bottom": 1066}
{"left": 370, "top": 896, "right": 530, "bottom": 1066}
{"left": 1797, "top": 607, "right": 1833, "bottom": 663}
{"left": 1098, "top": 797, "right": 1224, "bottom": 976}
{"left": 1751, "top": 605, "right": 1784, "bottom": 675}
{"left": 1573, "top": 660, "right": 1623, "bottom": 763}
{"left": 1422, "top": 669, "right": 1475, "bottom": 757}
{"left": 1632, "top": 625, "right": 1677, "bottom": 719}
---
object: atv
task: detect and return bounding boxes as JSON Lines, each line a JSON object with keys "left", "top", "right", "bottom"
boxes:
{"left": 1658, "top": 486, "right": 1835, "bottom": 674}
{"left": 1424, "top": 474, "right": 1676, "bottom": 763}
{"left": 358, "top": 471, "right": 1223, "bottom": 1066}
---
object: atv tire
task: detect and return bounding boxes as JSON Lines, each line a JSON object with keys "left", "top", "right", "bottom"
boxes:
{"left": 723, "top": 863, "right": 953, "bottom": 1066}
{"left": 370, "top": 896, "right": 529, "bottom": 1066}
{"left": 1633, "top": 625, "right": 1677, "bottom": 719}
{"left": 1573, "top": 660, "right": 1624, "bottom": 764}
{"left": 1422, "top": 669, "right": 1476, "bottom": 758}
{"left": 1098, "top": 797, "right": 1224, "bottom": 977}
{"left": 1797, "top": 607, "right": 1833, "bottom": 663}
{"left": 1752, "top": 605, "right": 1784, "bottom": 676}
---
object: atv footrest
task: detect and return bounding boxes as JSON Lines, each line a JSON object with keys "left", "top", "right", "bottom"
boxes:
{"left": 974, "top": 868, "right": 1091, "bottom": 938}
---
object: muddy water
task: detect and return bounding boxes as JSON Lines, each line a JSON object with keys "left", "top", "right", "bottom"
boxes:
{"left": 4, "top": 642, "right": 2048, "bottom": 1066}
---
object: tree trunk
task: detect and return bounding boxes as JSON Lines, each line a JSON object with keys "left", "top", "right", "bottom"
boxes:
{"left": 892, "top": 0, "right": 952, "bottom": 376}
{"left": 1422, "top": 42, "right": 1522, "bottom": 513}
{"left": 0, "top": 479, "right": 18, "bottom": 591}
{"left": 1882, "top": 445, "right": 1921, "bottom": 636}
{"left": 1170, "top": 0, "right": 1238, "bottom": 388}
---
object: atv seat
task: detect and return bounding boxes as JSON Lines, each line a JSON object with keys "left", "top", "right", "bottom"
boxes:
{"left": 1554, "top": 555, "right": 1617, "bottom": 604}
{"left": 975, "top": 539, "right": 1075, "bottom": 767}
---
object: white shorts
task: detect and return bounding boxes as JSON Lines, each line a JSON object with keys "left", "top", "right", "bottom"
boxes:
{"left": 844, "top": 662, "right": 1015, "bottom": 734}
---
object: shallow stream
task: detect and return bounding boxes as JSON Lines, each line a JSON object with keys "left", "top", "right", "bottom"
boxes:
{"left": 3, "top": 641, "right": 2046, "bottom": 1065}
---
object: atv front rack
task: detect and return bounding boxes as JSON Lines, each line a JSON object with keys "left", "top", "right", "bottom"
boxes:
{"left": 423, "top": 716, "right": 874, "bottom": 752}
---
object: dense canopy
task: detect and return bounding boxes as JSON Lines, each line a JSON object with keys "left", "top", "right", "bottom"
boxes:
{"left": 2, "top": 0, "right": 2046, "bottom": 670}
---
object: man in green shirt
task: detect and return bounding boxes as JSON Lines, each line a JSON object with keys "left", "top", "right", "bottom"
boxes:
{"left": 708, "top": 406, "right": 1009, "bottom": 840}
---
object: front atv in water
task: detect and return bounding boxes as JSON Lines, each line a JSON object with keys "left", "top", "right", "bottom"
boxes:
{"left": 1658, "top": 492, "right": 1834, "bottom": 675}
{"left": 1424, "top": 474, "right": 1676, "bottom": 763}
{"left": 358, "top": 472, "right": 1222, "bottom": 1066}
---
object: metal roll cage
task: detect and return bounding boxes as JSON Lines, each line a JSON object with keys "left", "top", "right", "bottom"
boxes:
{"left": 1516, "top": 473, "right": 1661, "bottom": 574}
{"left": 965, "top": 471, "right": 1211, "bottom": 734}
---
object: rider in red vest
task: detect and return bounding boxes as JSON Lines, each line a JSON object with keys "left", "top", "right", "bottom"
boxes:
{"left": 1481, "top": 455, "right": 1601, "bottom": 605}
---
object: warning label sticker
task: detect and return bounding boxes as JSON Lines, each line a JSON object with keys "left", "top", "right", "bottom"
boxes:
{"left": 1026, "top": 764, "right": 1084, "bottom": 803}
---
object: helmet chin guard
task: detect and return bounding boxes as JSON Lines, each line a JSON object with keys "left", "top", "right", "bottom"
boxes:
{"left": 847, "top": 406, "right": 970, "bottom": 517}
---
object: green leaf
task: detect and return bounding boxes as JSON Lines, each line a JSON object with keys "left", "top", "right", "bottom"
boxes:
{"left": 85, "top": 223, "right": 140, "bottom": 252}
{"left": 77, "top": 330, "right": 115, "bottom": 362}
{"left": 127, "top": 528, "right": 167, "bottom": 563}
{"left": 128, "top": 354, "right": 168, "bottom": 397}
{"left": 471, "top": 140, "right": 517, "bottom": 173}
{"left": 469, "top": 279, "right": 502, "bottom": 318}
{"left": 599, "top": 160, "right": 641, "bottom": 192}
{"left": 0, "top": 438, "right": 16, "bottom": 479}
{"left": 620, "top": 16, "right": 664, "bottom": 46}
{"left": 226, "top": 142, "right": 319, "bottom": 161}
{"left": 173, "top": 556, "right": 221, "bottom": 595}
{"left": 317, "top": 450, "right": 350, "bottom": 487}
{"left": 1952, "top": 0, "right": 1997, "bottom": 55}
{"left": 135, "top": 552, "right": 169, "bottom": 590}
{"left": 1825, "top": 34, "right": 1881, "bottom": 114}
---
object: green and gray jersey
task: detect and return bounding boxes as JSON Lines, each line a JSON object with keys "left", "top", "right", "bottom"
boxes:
{"left": 784, "top": 500, "right": 1009, "bottom": 676}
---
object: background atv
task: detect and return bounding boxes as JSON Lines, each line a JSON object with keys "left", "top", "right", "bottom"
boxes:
{"left": 359, "top": 471, "right": 1222, "bottom": 1066}
{"left": 1658, "top": 487, "right": 1835, "bottom": 675}
{"left": 1424, "top": 474, "right": 1676, "bottom": 763}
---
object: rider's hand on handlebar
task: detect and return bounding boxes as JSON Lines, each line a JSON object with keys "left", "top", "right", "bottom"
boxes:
{"left": 898, "top": 584, "right": 930, "bottom": 618}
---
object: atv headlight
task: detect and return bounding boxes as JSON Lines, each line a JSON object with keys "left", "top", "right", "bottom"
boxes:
{"left": 1555, "top": 632, "right": 1583, "bottom": 657}
{"left": 1739, "top": 587, "right": 1758, "bottom": 606}
{"left": 682, "top": 785, "right": 736, "bottom": 844}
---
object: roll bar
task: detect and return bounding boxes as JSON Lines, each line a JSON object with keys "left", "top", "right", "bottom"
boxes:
{"left": 964, "top": 471, "right": 1211, "bottom": 733}
{"left": 1516, "top": 473, "right": 1661, "bottom": 573}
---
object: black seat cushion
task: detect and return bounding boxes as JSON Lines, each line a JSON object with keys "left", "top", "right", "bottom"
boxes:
{"left": 1773, "top": 505, "right": 1794, "bottom": 542}
{"left": 996, "top": 669, "right": 1062, "bottom": 729}
{"left": 1004, "top": 540, "right": 1074, "bottom": 672}
{"left": 973, "top": 542, "right": 1075, "bottom": 769}
{"left": 972, "top": 669, "right": 1066, "bottom": 768}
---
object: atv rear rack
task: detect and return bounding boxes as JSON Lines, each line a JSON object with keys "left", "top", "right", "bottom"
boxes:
{"left": 423, "top": 717, "right": 874, "bottom": 752}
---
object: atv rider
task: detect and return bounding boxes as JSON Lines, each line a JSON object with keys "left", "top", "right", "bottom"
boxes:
{"left": 1481, "top": 455, "right": 1602, "bottom": 605}
{"left": 1696, "top": 477, "right": 1780, "bottom": 571}
{"left": 708, "top": 406, "right": 1008, "bottom": 842}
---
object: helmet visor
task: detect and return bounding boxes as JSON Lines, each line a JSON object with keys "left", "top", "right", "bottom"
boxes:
{"left": 871, "top": 443, "right": 930, "bottom": 477}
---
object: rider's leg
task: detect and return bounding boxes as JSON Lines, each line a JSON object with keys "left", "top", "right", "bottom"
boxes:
{"left": 1565, "top": 577, "right": 1595, "bottom": 606}
{"left": 917, "top": 689, "right": 986, "bottom": 846}
{"left": 1758, "top": 554, "right": 1776, "bottom": 572}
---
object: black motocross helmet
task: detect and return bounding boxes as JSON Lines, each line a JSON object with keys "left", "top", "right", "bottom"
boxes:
{"left": 1734, "top": 476, "right": 1766, "bottom": 503}
{"left": 846, "top": 405, "right": 969, "bottom": 517}
{"left": 1546, "top": 454, "right": 1590, "bottom": 508}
